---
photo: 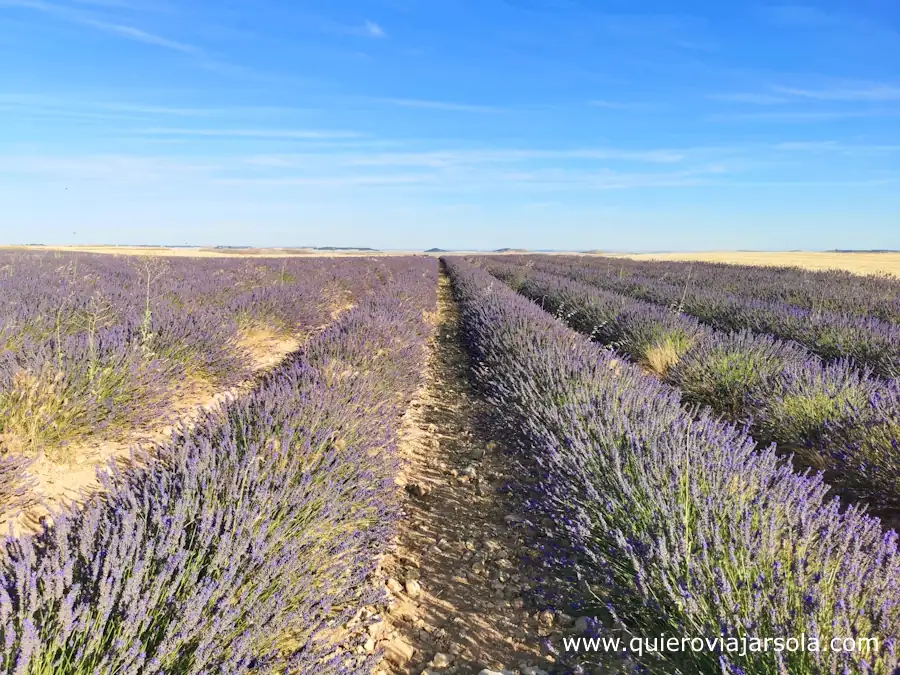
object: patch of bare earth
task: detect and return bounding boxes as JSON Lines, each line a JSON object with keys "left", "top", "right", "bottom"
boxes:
{"left": 239, "top": 326, "right": 303, "bottom": 372}
{"left": 371, "top": 272, "right": 562, "bottom": 675}
{"left": 3, "top": 312, "right": 347, "bottom": 535}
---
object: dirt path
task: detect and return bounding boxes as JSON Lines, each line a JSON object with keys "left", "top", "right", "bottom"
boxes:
{"left": 373, "top": 271, "right": 563, "bottom": 675}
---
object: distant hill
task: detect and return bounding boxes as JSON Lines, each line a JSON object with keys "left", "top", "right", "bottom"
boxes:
{"left": 210, "top": 245, "right": 379, "bottom": 251}
{"left": 425, "top": 248, "right": 449, "bottom": 253}
{"left": 313, "top": 246, "right": 379, "bottom": 251}
{"left": 830, "top": 249, "right": 899, "bottom": 253}
{"left": 493, "top": 248, "right": 528, "bottom": 253}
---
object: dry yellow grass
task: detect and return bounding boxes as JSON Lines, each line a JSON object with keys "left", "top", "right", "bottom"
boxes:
{"left": 610, "top": 251, "right": 900, "bottom": 277}
{"left": 642, "top": 341, "right": 684, "bottom": 377}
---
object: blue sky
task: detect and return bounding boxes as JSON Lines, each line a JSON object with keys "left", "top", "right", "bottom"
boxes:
{"left": 1, "top": 0, "right": 899, "bottom": 251}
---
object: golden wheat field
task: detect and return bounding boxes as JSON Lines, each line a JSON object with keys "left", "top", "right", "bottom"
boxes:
{"left": 612, "top": 250, "right": 900, "bottom": 276}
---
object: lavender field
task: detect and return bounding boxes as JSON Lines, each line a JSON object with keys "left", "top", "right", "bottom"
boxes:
{"left": 1, "top": 251, "right": 899, "bottom": 674}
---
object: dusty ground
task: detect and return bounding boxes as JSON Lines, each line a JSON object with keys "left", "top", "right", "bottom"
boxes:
{"left": 2, "top": 318, "right": 340, "bottom": 535}
{"left": 370, "top": 272, "right": 573, "bottom": 675}
{"left": 612, "top": 250, "right": 900, "bottom": 276}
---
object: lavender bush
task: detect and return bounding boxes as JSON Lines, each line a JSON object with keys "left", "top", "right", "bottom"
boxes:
{"left": 447, "top": 256, "right": 900, "bottom": 674}
{"left": 749, "top": 358, "right": 883, "bottom": 450}
{"left": 0, "top": 253, "right": 398, "bottom": 455}
{"left": 494, "top": 262, "right": 709, "bottom": 377}
{"left": 0, "top": 256, "right": 438, "bottom": 674}
{"left": 818, "top": 381, "right": 900, "bottom": 506}
{"left": 486, "top": 259, "right": 900, "bottom": 510}
{"left": 667, "top": 329, "right": 810, "bottom": 418}
{"left": 567, "top": 256, "right": 900, "bottom": 324}
{"left": 494, "top": 255, "right": 900, "bottom": 379}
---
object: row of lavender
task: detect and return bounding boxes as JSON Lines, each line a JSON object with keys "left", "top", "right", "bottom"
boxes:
{"left": 0, "top": 256, "right": 438, "bottom": 674}
{"left": 446, "top": 257, "right": 900, "bottom": 674}
{"left": 583, "top": 256, "right": 900, "bottom": 324}
{"left": 0, "top": 252, "right": 389, "bottom": 454}
{"left": 0, "top": 254, "right": 390, "bottom": 460}
{"left": 480, "top": 259, "right": 900, "bottom": 511}
{"left": 0, "top": 253, "right": 399, "bottom": 521}
{"left": 503, "top": 255, "right": 900, "bottom": 379}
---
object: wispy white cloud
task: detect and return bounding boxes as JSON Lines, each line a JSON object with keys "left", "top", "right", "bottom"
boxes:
{"left": 763, "top": 5, "right": 836, "bottom": 27}
{"left": 346, "top": 148, "right": 685, "bottom": 165}
{"left": 588, "top": 100, "right": 629, "bottom": 109}
{"left": 233, "top": 153, "right": 734, "bottom": 194}
{"left": 212, "top": 167, "right": 724, "bottom": 192}
{"left": 710, "top": 109, "right": 900, "bottom": 122}
{"left": 137, "top": 128, "right": 362, "bottom": 139}
{"left": 521, "top": 201, "right": 563, "bottom": 209}
{"left": 0, "top": 0, "right": 51, "bottom": 8}
{"left": 243, "top": 147, "right": 686, "bottom": 170}
{"left": 590, "top": 12, "right": 716, "bottom": 52}
{"left": 0, "top": 144, "right": 712, "bottom": 190}
{"left": 212, "top": 174, "right": 433, "bottom": 187}
{"left": 87, "top": 103, "right": 196, "bottom": 116}
{"left": 0, "top": 155, "right": 219, "bottom": 180}
{"left": 4, "top": 142, "right": 892, "bottom": 193}
{"left": 774, "top": 141, "right": 843, "bottom": 151}
{"left": 449, "top": 165, "right": 727, "bottom": 192}
{"left": 763, "top": 4, "right": 899, "bottom": 38}
{"left": 773, "top": 84, "right": 900, "bottom": 102}
{"left": 363, "top": 19, "right": 386, "bottom": 38}
{"left": 774, "top": 141, "right": 900, "bottom": 155}
{"left": 715, "top": 177, "right": 900, "bottom": 188}
{"left": 709, "top": 81, "right": 900, "bottom": 115}
{"left": 709, "top": 92, "right": 791, "bottom": 105}
{"left": 1, "top": 0, "right": 202, "bottom": 53}
{"left": 761, "top": 5, "right": 900, "bottom": 52}
{"left": 95, "top": 102, "right": 218, "bottom": 116}
{"left": 299, "top": 14, "right": 389, "bottom": 39}
{"left": 588, "top": 99, "right": 667, "bottom": 112}
{"left": 0, "top": 103, "right": 154, "bottom": 122}
{"left": 79, "top": 17, "right": 200, "bottom": 52}
{"left": 380, "top": 98, "right": 508, "bottom": 113}
{"left": 67, "top": 0, "right": 171, "bottom": 10}
{"left": 2, "top": 1, "right": 320, "bottom": 86}
{"left": 7, "top": 152, "right": 889, "bottom": 192}
{"left": 0, "top": 93, "right": 314, "bottom": 118}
